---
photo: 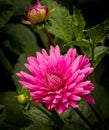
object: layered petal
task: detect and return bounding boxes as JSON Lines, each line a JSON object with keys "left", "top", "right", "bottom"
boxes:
{"left": 16, "top": 45, "right": 94, "bottom": 114}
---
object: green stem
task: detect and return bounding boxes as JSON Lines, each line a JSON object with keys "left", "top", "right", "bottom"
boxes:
{"left": 0, "top": 48, "right": 13, "bottom": 75}
{"left": 91, "top": 43, "right": 95, "bottom": 67}
{"left": 90, "top": 42, "right": 95, "bottom": 84}
{"left": 50, "top": 110, "right": 64, "bottom": 130}
{"left": 74, "top": 108, "right": 97, "bottom": 130}
{"left": 89, "top": 42, "right": 109, "bottom": 130}
{"left": 44, "top": 28, "right": 56, "bottom": 46}
{"left": 34, "top": 104, "right": 52, "bottom": 119}
{"left": 34, "top": 104, "right": 64, "bottom": 129}
{"left": 88, "top": 104, "right": 109, "bottom": 130}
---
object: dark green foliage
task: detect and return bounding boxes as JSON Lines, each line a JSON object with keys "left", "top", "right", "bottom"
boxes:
{"left": 0, "top": 0, "right": 109, "bottom": 130}
{"left": 0, "top": 104, "right": 6, "bottom": 125}
{"left": 0, "top": 92, "right": 30, "bottom": 129}
{"left": 2, "top": 23, "right": 40, "bottom": 56}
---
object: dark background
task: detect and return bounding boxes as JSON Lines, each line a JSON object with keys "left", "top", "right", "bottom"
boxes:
{"left": 0, "top": 0, "right": 109, "bottom": 91}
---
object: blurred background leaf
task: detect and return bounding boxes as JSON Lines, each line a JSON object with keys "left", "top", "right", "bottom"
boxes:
{"left": 1, "top": 23, "right": 40, "bottom": 56}
{"left": 0, "top": 91, "right": 30, "bottom": 129}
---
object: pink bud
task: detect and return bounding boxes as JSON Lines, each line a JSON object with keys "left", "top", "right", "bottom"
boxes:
{"left": 22, "top": 0, "right": 50, "bottom": 25}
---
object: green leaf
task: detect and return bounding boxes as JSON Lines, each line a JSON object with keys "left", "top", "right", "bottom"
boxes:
{"left": 24, "top": 106, "right": 52, "bottom": 130}
{"left": 12, "top": 0, "right": 32, "bottom": 15}
{"left": 42, "top": 0, "right": 74, "bottom": 43}
{"left": 94, "top": 46, "right": 109, "bottom": 60}
{"left": 2, "top": 23, "right": 40, "bottom": 56}
{"left": 61, "top": 101, "right": 95, "bottom": 130}
{"left": 12, "top": 54, "right": 27, "bottom": 90}
{"left": 92, "top": 84, "right": 109, "bottom": 118}
{"left": 0, "top": 104, "right": 6, "bottom": 125}
{"left": 0, "top": 10, "right": 13, "bottom": 28}
{"left": 0, "top": 91, "right": 29, "bottom": 128}
{"left": 88, "top": 46, "right": 109, "bottom": 68}
{"left": 0, "top": 0, "right": 12, "bottom": 11}
{"left": 71, "top": 6, "right": 85, "bottom": 39}
{"left": 66, "top": 39, "right": 90, "bottom": 47}
{"left": 86, "top": 19, "right": 109, "bottom": 45}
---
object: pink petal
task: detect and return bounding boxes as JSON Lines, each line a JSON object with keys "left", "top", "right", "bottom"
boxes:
{"left": 82, "top": 95, "right": 95, "bottom": 104}
{"left": 70, "top": 95, "right": 81, "bottom": 101}
{"left": 18, "top": 81, "right": 40, "bottom": 90}
{"left": 74, "top": 74, "right": 85, "bottom": 83}
{"left": 61, "top": 98, "right": 68, "bottom": 103}
{"left": 80, "top": 67, "right": 94, "bottom": 76}
{"left": 55, "top": 45, "right": 61, "bottom": 58}
{"left": 69, "top": 101, "right": 79, "bottom": 108}
{"left": 67, "top": 83, "right": 76, "bottom": 91}
{"left": 73, "top": 88, "right": 84, "bottom": 94}
{"left": 55, "top": 95, "right": 62, "bottom": 99}
{"left": 50, "top": 103, "right": 58, "bottom": 109}
{"left": 42, "top": 95, "right": 54, "bottom": 103}
{"left": 65, "top": 48, "right": 76, "bottom": 66}
{"left": 30, "top": 91, "right": 46, "bottom": 99}
{"left": 81, "top": 90, "right": 90, "bottom": 95}
{"left": 57, "top": 104, "right": 68, "bottom": 114}
{"left": 27, "top": 56, "right": 38, "bottom": 66}
{"left": 42, "top": 49, "right": 48, "bottom": 58}
{"left": 17, "top": 71, "right": 37, "bottom": 84}
{"left": 71, "top": 55, "right": 83, "bottom": 73}
{"left": 78, "top": 56, "right": 91, "bottom": 69}
{"left": 36, "top": 51, "right": 48, "bottom": 65}
{"left": 76, "top": 81, "right": 91, "bottom": 88}
{"left": 52, "top": 98, "right": 59, "bottom": 104}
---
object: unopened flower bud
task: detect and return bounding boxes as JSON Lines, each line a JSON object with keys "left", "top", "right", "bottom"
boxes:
{"left": 17, "top": 94, "right": 27, "bottom": 105}
{"left": 22, "top": 0, "right": 50, "bottom": 25}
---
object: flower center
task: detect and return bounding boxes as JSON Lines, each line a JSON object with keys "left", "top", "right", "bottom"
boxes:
{"left": 47, "top": 74, "right": 61, "bottom": 90}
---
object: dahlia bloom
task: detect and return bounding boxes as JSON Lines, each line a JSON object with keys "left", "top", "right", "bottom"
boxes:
{"left": 22, "top": 0, "right": 50, "bottom": 25}
{"left": 16, "top": 45, "right": 94, "bottom": 114}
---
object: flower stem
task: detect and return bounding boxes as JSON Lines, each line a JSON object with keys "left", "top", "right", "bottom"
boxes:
{"left": 50, "top": 110, "right": 64, "bottom": 130}
{"left": 74, "top": 108, "right": 97, "bottom": 130}
{"left": 34, "top": 104, "right": 64, "bottom": 129}
{"left": 91, "top": 42, "right": 95, "bottom": 67}
{"left": 44, "top": 28, "right": 56, "bottom": 46}
{"left": 34, "top": 104, "right": 52, "bottom": 119}
{"left": 88, "top": 104, "right": 109, "bottom": 130}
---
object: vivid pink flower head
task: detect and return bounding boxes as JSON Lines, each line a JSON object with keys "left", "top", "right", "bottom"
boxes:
{"left": 16, "top": 45, "right": 95, "bottom": 114}
{"left": 22, "top": 0, "right": 50, "bottom": 25}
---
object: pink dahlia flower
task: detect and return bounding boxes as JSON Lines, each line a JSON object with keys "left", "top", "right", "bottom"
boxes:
{"left": 16, "top": 45, "right": 95, "bottom": 114}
